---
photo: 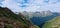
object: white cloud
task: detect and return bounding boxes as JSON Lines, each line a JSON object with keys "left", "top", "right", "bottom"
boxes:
{"left": 1, "top": 0, "right": 60, "bottom": 12}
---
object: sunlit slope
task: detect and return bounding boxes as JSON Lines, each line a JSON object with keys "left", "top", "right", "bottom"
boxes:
{"left": 43, "top": 16, "right": 60, "bottom": 28}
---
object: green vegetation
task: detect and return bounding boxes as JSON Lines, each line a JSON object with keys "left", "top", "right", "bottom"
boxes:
{"left": 0, "top": 7, "right": 29, "bottom": 28}
{"left": 0, "top": 7, "right": 40, "bottom": 28}
{"left": 4, "top": 24, "right": 13, "bottom": 28}
{"left": 0, "top": 8, "right": 28, "bottom": 26}
{"left": 43, "top": 16, "right": 60, "bottom": 28}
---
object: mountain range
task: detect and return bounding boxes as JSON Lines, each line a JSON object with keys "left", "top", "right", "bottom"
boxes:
{"left": 20, "top": 11, "right": 60, "bottom": 28}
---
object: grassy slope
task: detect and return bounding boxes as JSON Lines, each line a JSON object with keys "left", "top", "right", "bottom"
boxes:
{"left": 43, "top": 16, "right": 60, "bottom": 28}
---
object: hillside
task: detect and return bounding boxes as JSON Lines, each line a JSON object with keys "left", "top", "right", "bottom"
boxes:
{"left": 43, "top": 16, "right": 60, "bottom": 28}
{"left": 0, "top": 7, "right": 40, "bottom": 28}
{"left": 18, "top": 12, "right": 40, "bottom": 28}
{"left": 0, "top": 7, "right": 29, "bottom": 28}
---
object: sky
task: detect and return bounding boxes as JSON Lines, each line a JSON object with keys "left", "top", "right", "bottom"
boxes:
{"left": 0, "top": 0, "right": 60, "bottom": 12}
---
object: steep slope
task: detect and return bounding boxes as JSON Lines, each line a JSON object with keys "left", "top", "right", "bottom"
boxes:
{"left": 43, "top": 16, "right": 60, "bottom": 28}
{"left": 18, "top": 12, "right": 40, "bottom": 28}
{"left": 0, "top": 7, "right": 40, "bottom": 28}
{"left": 0, "top": 7, "right": 29, "bottom": 28}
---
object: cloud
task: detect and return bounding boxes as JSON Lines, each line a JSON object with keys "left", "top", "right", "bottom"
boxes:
{"left": 0, "top": 0, "right": 60, "bottom": 12}
{"left": 0, "top": 0, "right": 5, "bottom": 6}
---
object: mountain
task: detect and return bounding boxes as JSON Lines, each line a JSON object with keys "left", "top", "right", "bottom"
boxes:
{"left": 18, "top": 12, "right": 40, "bottom": 28}
{"left": 0, "top": 7, "right": 40, "bottom": 28}
{"left": 33, "top": 10, "right": 53, "bottom": 17}
{"left": 21, "top": 10, "right": 53, "bottom": 19}
{"left": 21, "top": 11, "right": 34, "bottom": 20}
{"left": 19, "top": 10, "right": 60, "bottom": 28}
{"left": 0, "top": 7, "right": 29, "bottom": 28}
{"left": 30, "top": 12, "right": 60, "bottom": 28}
{"left": 43, "top": 16, "right": 60, "bottom": 28}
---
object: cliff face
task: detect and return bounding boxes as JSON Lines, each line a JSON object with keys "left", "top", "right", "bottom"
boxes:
{"left": 0, "top": 7, "right": 29, "bottom": 28}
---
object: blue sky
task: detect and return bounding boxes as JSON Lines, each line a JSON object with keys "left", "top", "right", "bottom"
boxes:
{"left": 0, "top": 0, "right": 60, "bottom": 12}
